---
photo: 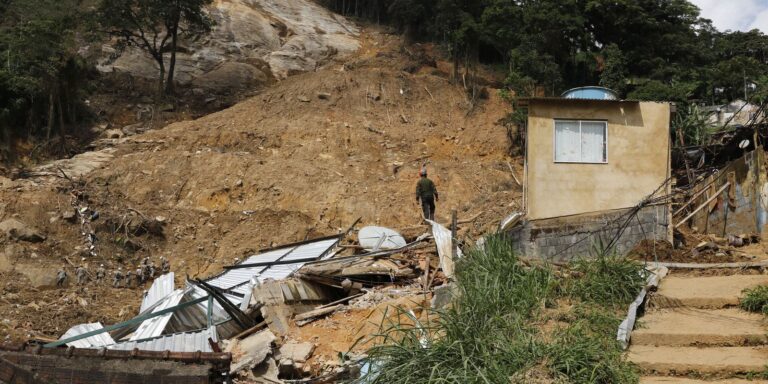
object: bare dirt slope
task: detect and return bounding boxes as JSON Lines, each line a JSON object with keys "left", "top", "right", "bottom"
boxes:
{"left": 0, "top": 29, "right": 518, "bottom": 341}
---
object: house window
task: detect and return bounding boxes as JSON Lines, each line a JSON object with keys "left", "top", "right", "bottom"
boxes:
{"left": 554, "top": 120, "right": 607, "bottom": 163}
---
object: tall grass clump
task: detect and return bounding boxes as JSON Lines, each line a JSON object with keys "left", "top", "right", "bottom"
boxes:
{"left": 547, "top": 320, "right": 639, "bottom": 383}
{"left": 360, "top": 235, "right": 641, "bottom": 384}
{"left": 571, "top": 253, "right": 646, "bottom": 307}
{"left": 362, "top": 235, "right": 553, "bottom": 383}
{"left": 740, "top": 285, "right": 768, "bottom": 314}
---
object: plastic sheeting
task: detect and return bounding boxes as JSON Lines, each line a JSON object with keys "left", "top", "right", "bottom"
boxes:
{"left": 426, "top": 220, "right": 462, "bottom": 278}
{"left": 616, "top": 266, "right": 668, "bottom": 349}
{"left": 358, "top": 226, "right": 407, "bottom": 250}
{"left": 139, "top": 272, "right": 175, "bottom": 313}
{"left": 60, "top": 322, "right": 116, "bottom": 348}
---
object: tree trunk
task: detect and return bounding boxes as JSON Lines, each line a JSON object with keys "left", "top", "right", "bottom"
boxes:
{"left": 156, "top": 55, "right": 165, "bottom": 100}
{"left": 57, "top": 93, "right": 65, "bottom": 136}
{"left": 46, "top": 91, "right": 54, "bottom": 140}
{"left": 452, "top": 47, "right": 460, "bottom": 84}
{"left": 165, "top": 22, "right": 179, "bottom": 95}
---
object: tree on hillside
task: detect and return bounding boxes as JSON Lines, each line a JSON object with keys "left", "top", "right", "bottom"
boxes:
{"left": 600, "top": 44, "right": 628, "bottom": 94}
{"left": 97, "top": 0, "right": 213, "bottom": 96}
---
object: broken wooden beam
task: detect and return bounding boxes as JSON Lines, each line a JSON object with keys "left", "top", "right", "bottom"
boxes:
{"left": 674, "top": 182, "right": 730, "bottom": 229}
{"left": 231, "top": 321, "right": 267, "bottom": 340}
{"left": 294, "top": 304, "right": 342, "bottom": 326}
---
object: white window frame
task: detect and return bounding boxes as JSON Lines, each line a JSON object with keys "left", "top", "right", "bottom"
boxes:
{"left": 553, "top": 119, "right": 608, "bottom": 164}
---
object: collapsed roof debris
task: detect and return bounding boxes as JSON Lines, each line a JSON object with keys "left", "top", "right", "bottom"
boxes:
{"left": 33, "top": 217, "right": 461, "bottom": 382}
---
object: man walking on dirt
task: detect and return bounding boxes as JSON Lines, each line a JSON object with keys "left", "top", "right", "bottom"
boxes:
{"left": 415, "top": 167, "right": 439, "bottom": 221}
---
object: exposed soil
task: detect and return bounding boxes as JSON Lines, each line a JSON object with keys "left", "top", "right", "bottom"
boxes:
{"left": 630, "top": 239, "right": 763, "bottom": 264}
{"left": 284, "top": 293, "right": 431, "bottom": 375}
{"left": 0, "top": 28, "right": 516, "bottom": 342}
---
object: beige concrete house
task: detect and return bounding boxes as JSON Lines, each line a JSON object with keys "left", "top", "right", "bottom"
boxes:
{"left": 510, "top": 94, "right": 673, "bottom": 261}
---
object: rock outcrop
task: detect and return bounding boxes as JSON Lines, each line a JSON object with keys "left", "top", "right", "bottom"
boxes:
{"left": 95, "top": 0, "right": 360, "bottom": 92}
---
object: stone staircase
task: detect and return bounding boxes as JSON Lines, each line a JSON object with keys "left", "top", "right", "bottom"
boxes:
{"left": 629, "top": 274, "right": 768, "bottom": 383}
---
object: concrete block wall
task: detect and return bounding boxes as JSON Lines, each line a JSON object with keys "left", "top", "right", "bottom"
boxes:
{"left": 508, "top": 205, "right": 668, "bottom": 263}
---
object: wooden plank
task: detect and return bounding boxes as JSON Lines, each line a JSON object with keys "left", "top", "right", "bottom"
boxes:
{"left": 674, "top": 182, "right": 730, "bottom": 229}
{"left": 294, "top": 304, "right": 341, "bottom": 322}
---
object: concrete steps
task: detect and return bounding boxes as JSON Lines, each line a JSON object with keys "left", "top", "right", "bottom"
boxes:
{"left": 630, "top": 345, "right": 768, "bottom": 375}
{"left": 652, "top": 275, "right": 768, "bottom": 309}
{"left": 641, "top": 378, "right": 768, "bottom": 384}
{"left": 631, "top": 308, "right": 767, "bottom": 347}
{"left": 630, "top": 273, "right": 768, "bottom": 382}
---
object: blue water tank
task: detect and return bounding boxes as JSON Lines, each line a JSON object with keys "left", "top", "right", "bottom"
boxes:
{"left": 561, "top": 86, "right": 619, "bottom": 100}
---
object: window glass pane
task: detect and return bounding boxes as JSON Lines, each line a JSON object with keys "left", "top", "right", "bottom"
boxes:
{"left": 580, "top": 122, "right": 606, "bottom": 163}
{"left": 555, "top": 121, "right": 580, "bottom": 162}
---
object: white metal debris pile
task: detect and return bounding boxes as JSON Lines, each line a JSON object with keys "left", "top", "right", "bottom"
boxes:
{"left": 49, "top": 233, "right": 346, "bottom": 352}
{"left": 46, "top": 219, "right": 462, "bottom": 382}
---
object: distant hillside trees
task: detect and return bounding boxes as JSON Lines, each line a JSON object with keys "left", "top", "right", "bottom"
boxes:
{"left": 0, "top": 0, "right": 89, "bottom": 159}
{"left": 320, "top": 0, "right": 768, "bottom": 104}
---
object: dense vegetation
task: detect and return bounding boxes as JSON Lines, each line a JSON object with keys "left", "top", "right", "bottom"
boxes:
{"left": 322, "top": 0, "right": 768, "bottom": 103}
{"left": 0, "top": 0, "right": 211, "bottom": 162}
{"left": 0, "top": 0, "right": 91, "bottom": 159}
{"left": 362, "top": 236, "right": 646, "bottom": 383}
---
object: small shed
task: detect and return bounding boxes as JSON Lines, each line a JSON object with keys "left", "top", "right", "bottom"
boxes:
{"left": 510, "top": 93, "right": 673, "bottom": 261}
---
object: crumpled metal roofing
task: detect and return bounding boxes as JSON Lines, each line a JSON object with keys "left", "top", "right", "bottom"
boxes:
{"left": 139, "top": 272, "right": 175, "bottom": 313}
{"left": 58, "top": 236, "right": 342, "bottom": 352}
{"left": 130, "top": 289, "right": 184, "bottom": 341}
{"left": 109, "top": 326, "right": 217, "bottom": 353}
{"left": 206, "top": 237, "right": 341, "bottom": 301}
{"left": 60, "top": 322, "right": 116, "bottom": 348}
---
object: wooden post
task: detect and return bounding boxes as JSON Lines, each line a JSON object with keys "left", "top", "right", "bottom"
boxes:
{"left": 451, "top": 210, "right": 458, "bottom": 261}
{"left": 206, "top": 295, "right": 214, "bottom": 327}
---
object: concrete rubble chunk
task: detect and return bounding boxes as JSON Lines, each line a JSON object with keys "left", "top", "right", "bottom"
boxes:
{"left": 0, "top": 219, "right": 46, "bottom": 243}
{"left": 239, "top": 329, "right": 277, "bottom": 364}
{"left": 431, "top": 283, "right": 456, "bottom": 309}
{"left": 229, "top": 329, "right": 277, "bottom": 374}
{"left": 251, "top": 357, "right": 282, "bottom": 383}
{"left": 279, "top": 342, "right": 315, "bottom": 363}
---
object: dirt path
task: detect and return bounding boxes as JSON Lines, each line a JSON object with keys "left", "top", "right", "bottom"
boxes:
{"left": 630, "top": 273, "right": 768, "bottom": 383}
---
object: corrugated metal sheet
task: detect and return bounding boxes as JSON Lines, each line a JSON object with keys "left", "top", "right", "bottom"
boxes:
{"left": 60, "top": 322, "right": 116, "bottom": 348}
{"left": 130, "top": 289, "right": 184, "bottom": 341}
{"left": 108, "top": 326, "right": 217, "bottom": 353}
{"left": 202, "top": 237, "right": 341, "bottom": 303}
{"left": 57, "top": 236, "right": 342, "bottom": 353}
{"left": 139, "top": 272, "right": 175, "bottom": 313}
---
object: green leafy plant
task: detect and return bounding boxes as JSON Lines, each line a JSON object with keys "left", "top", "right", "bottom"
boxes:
{"left": 740, "top": 285, "right": 768, "bottom": 314}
